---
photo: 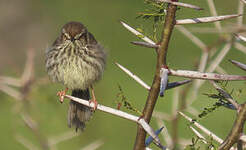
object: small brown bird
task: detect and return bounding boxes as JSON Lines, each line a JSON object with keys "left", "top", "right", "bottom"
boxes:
{"left": 45, "top": 21, "right": 106, "bottom": 131}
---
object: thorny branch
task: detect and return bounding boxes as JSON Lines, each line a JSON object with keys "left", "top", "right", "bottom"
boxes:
{"left": 134, "top": 2, "right": 178, "bottom": 150}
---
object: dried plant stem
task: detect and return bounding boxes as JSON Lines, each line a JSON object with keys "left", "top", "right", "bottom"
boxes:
{"left": 133, "top": 3, "right": 178, "bottom": 150}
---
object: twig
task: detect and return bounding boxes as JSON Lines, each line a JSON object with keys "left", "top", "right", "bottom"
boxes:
{"left": 237, "top": 1, "right": 244, "bottom": 26}
{"left": 206, "top": 0, "right": 222, "bottom": 31}
{"left": 0, "top": 84, "right": 21, "bottom": 100}
{"left": 190, "top": 126, "right": 207, "bottom": 144}
{"left": 21, "top": 48, "right": 35, "bottom": 86}
{"left": 48, "top": 131, "right": 79, "bottom": 146}
{"left": 176, "top": 14, "right": 241, "bottom": 25}
{"left": 153, "top": 111, "right": 172, "bottom": 121}
{"left": 207, "top": 43, "right": 232, "bottom": 73}
{"left": 169, "top": 69, "right": 246, "bottom": 80}
{"left": 21, "top": 113, "right": 49, "bottom": 150}
{"left": 64, "top": 95, "right": 163, "bottom": 147}
{"left": 0, "top": 76, "right": 21, "bottom": 87}
{"left": 179, "top": 112, "right": 223, "bottom": 144}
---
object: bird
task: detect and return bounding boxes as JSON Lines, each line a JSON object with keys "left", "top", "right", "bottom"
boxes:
{"left": 45, "top": 21, "right": 106, "bottom": 131}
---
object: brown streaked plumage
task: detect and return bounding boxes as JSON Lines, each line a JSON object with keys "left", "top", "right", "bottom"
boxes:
{"left": 45, "top": 21, "right": 106, "bottom": 131}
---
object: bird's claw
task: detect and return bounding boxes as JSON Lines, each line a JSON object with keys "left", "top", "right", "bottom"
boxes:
{"left": 57, "top": 89, "right": 67, "bottom": 103}
{"left": 89, "top": 99, "right": 98, "bottom": 111}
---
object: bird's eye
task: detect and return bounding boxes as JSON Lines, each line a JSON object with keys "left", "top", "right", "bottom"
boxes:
{"left": 74, "top": 32, "right": 84, "bottom": 40}
{"left": 61, "top": 29, "right": 71, "bottom": 40}
{"left": 63, "top": 33, "right": 71, "bottom": 40}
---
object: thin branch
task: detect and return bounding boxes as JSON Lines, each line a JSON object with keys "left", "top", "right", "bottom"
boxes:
{"left": 176, "top": 14, "right": 241, "bottom": 25}
{"left": 206, "top": 0, "right": 222, "bottom": 31}
{"left": 207, "top": 42, "right": 232, "bottom": 73}
{"left": 171, "top": 88, "right": 179, "bottom": 116}
{"left": 237, "top": 1, "right": 244, "bottom": 26}
{"left": 48, "top": 131, "right": 79, "bottom": 146}
{"left": 156, "top": 0, "right": 203, "bottom": 10}
{"left": 169, "top": 69, "right": 246, "bottom": 81}
{"left": 0, "top": 76, "right": 21, "bottom": 87}
{"left": 190, "top": 126, "right": 207, "bottom": 144}
{"left": 153, "top": 111, "right": 172, "bottom": 121}
{"left": 120, "top": 21, "right": 156, "bottom": 45}
{"left": 0, "top": 84, "right": 21, "bottom": 100}
{"left": 21, "top": 48, "right": 35, "bottom": 85}
{"left": 64, "top": 95, "right": 163, "bottom": 147}
{"left": 179, "top": 112, "right": 223, "bottom": 144}
{"left": 21, "top": 113, "right": 49, "bottom": 150}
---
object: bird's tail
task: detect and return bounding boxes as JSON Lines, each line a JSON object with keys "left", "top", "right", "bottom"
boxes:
{"left": 68, "top": 89, "right": 92, "bottom": 131}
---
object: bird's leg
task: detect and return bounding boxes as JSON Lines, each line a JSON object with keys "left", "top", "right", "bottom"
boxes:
{"left": 89, "top": 86, "right": 98, "bottom": 110}
{"left": 57, "top": 88, "right": 68, "bottom": 103}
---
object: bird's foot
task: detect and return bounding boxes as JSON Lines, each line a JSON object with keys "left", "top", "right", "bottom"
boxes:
{"left": 89, "top": 99, "right": 98, "bottom": 111}
{"left": 57, "top": 88, "right": 68, "bottom": 103}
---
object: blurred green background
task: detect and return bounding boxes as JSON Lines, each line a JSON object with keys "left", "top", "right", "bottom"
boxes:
{"left": 0, "top": 0, "right": 246, "bottom": 149}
